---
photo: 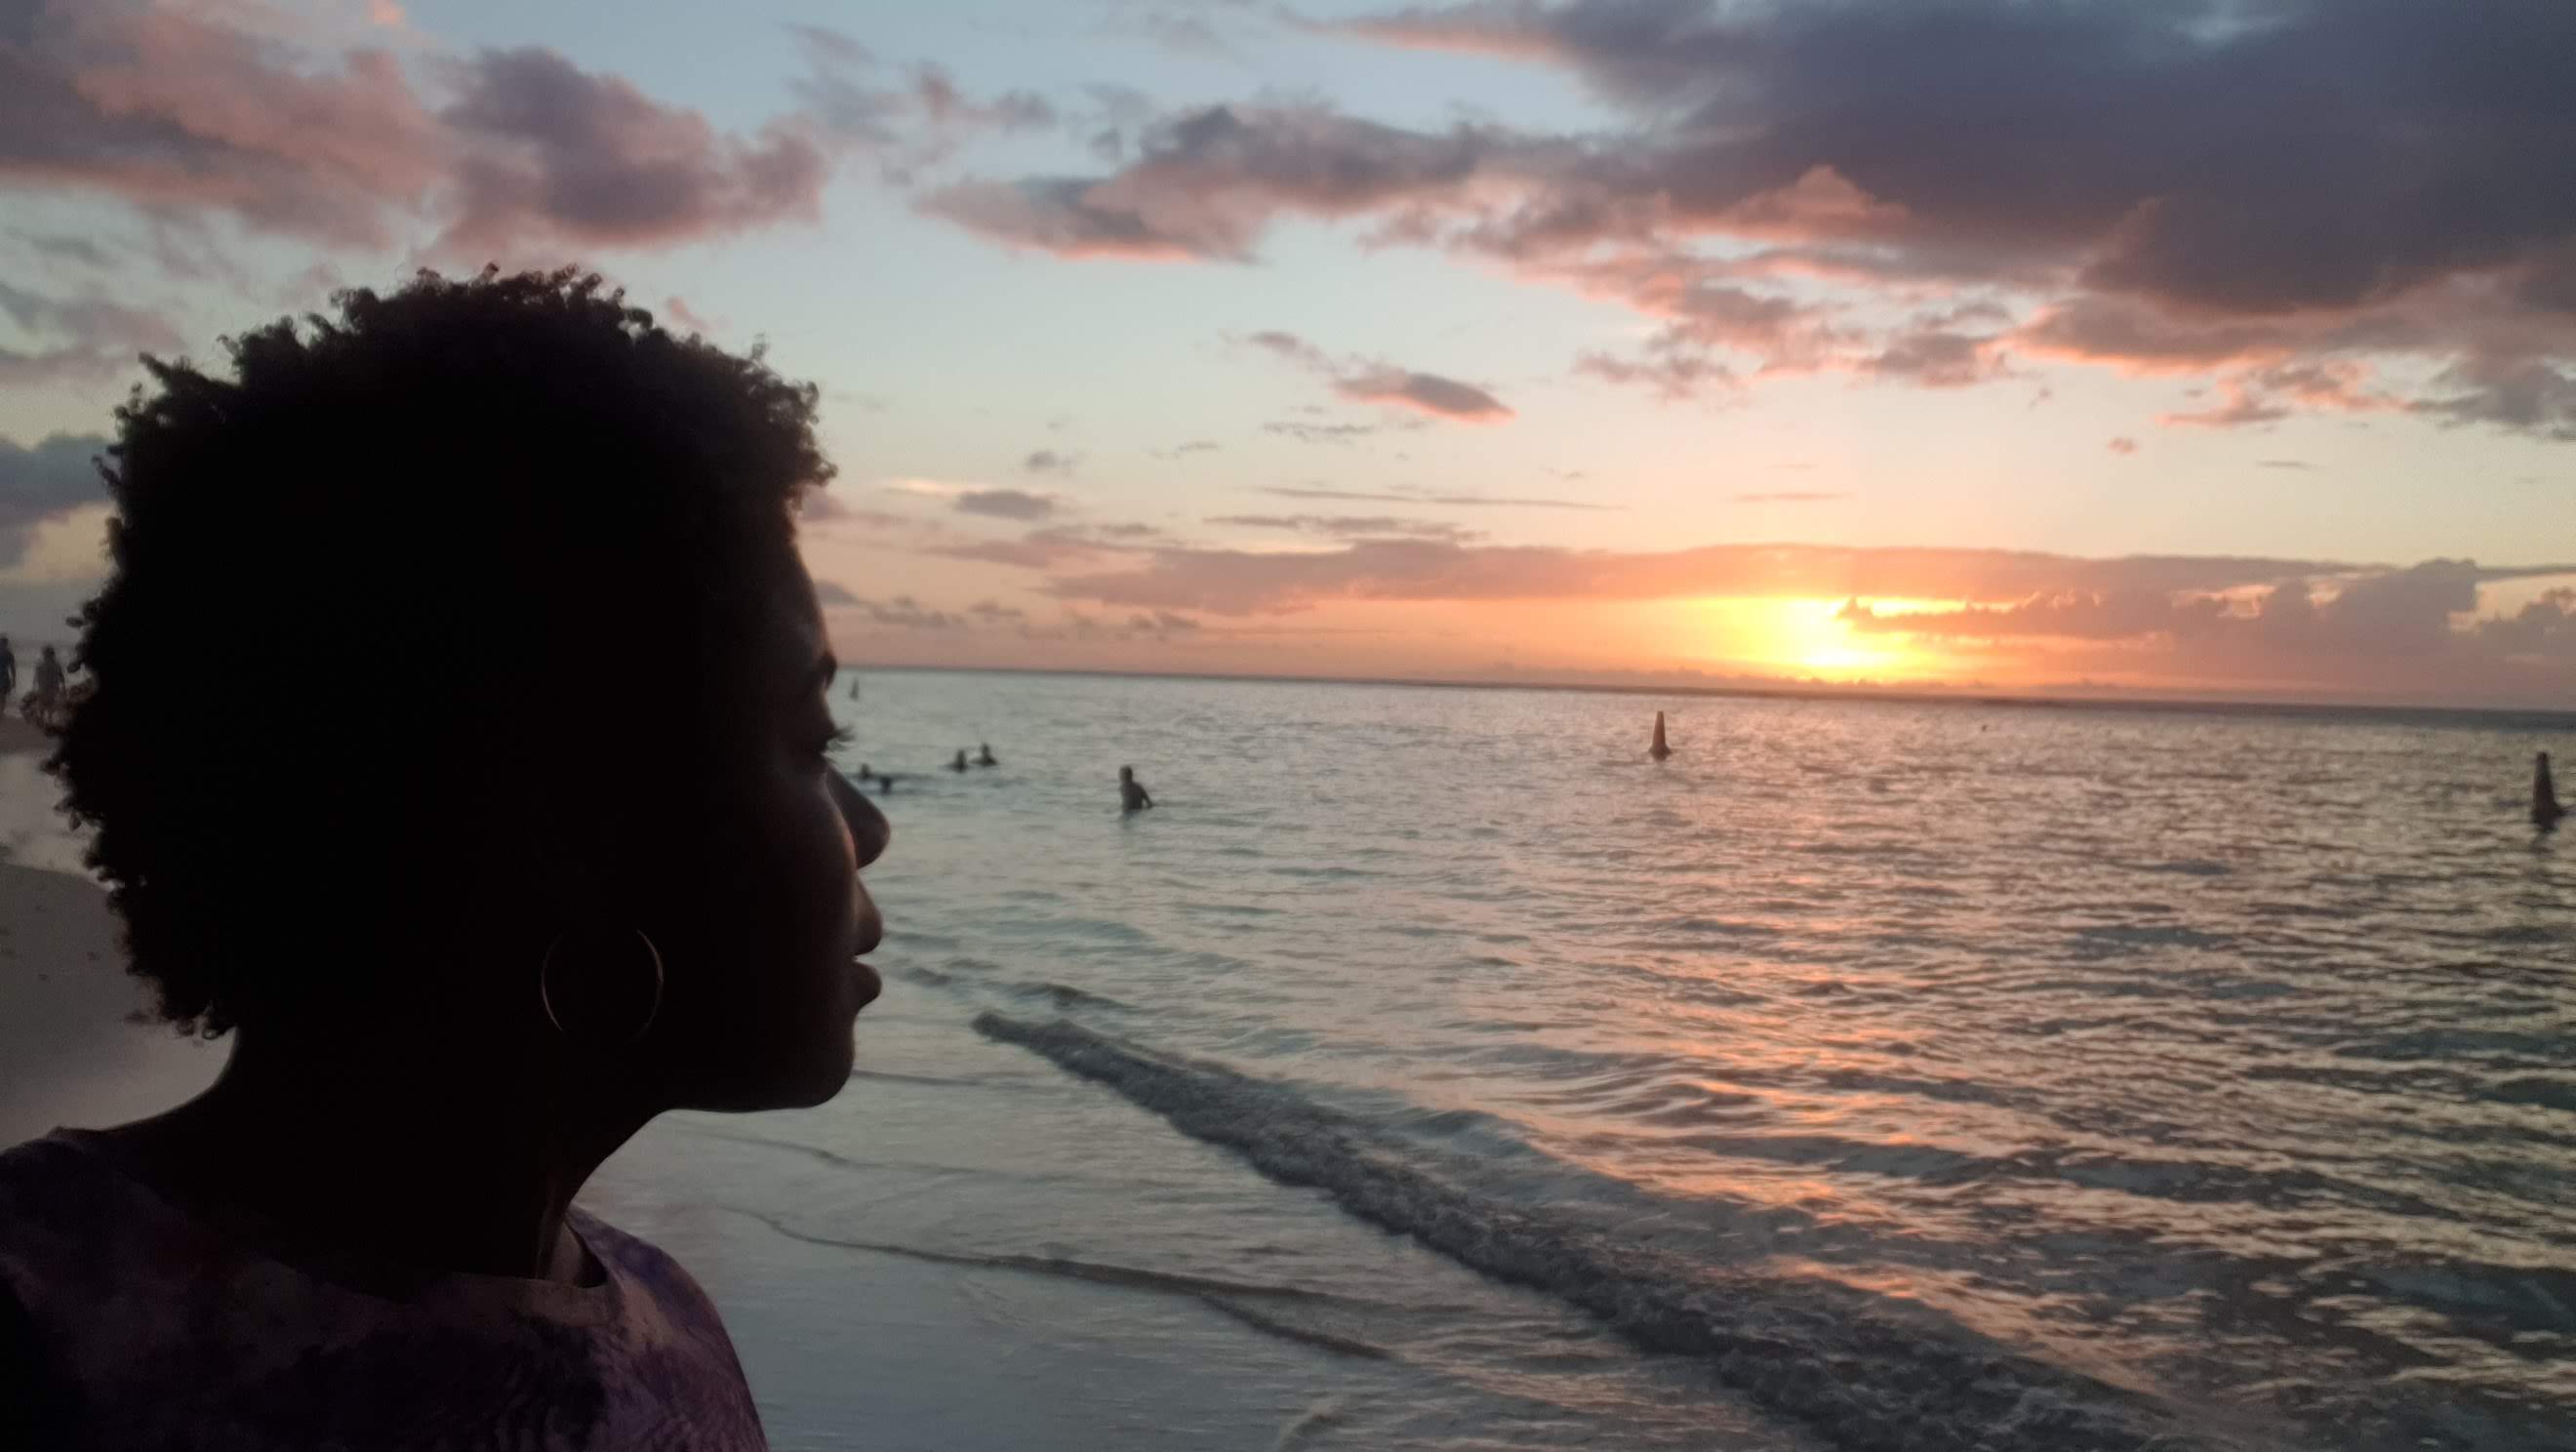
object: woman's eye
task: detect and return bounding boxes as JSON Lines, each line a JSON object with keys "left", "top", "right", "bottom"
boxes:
{"left": 814, "top": 723, "right": 855, "bottom": 759}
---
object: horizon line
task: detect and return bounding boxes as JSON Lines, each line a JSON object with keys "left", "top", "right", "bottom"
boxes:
{"left": 836, "top": 662, "right": 2576, "bottom": 726}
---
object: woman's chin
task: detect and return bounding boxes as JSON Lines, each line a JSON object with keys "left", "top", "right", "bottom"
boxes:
{"left": 679, "top": 1031, "right": 855, "bottom": 1112}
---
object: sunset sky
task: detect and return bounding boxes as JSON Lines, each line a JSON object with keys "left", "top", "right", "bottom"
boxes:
{"left": 5, "top": 0, "right": 2573, "bottom": 705}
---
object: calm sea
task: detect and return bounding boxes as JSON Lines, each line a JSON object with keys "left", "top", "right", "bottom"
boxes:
{"left": 593, "top": 670, "right": 2575, "bottom": 1451}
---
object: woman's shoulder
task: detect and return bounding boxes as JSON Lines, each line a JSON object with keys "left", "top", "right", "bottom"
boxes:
{"left": 0, "top": 1138, "right": 769, "bottom": 1449}
{"left": 0, "top": 1132, "right": 171, "bottom": 1285}
{"left": 566, "top": 1208, "right": 743, "bottom": 1354}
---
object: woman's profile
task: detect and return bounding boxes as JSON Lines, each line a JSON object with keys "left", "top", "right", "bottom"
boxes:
{"left": 0, "top": 270, "right": 890, "bottom": 1450}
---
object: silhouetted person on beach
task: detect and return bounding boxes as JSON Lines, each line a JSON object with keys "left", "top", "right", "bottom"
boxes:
{"left": 947, "top": 748, "right": 970, "bottom": 772}
{"left": 2538, "top": 752, "right": 2565, "bottom": 830}
{"left": 27, "top": 645, "right": 64, "bottom": 726}
{"left": 0, "top": 636, "right": 14, "bottom": 716}
{"left": 1120, "top": 765, "right": 1152, "bottom": 813}
{"left": 0, "top": 270, "right": 891, "bottom": 1451}
{"left": 976, "top": 743, "right": 997, "bottom": 767}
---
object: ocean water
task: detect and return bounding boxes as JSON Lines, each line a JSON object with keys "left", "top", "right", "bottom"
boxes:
{"left": 598, "top": 671, "right": 2576, "bottom": 1451}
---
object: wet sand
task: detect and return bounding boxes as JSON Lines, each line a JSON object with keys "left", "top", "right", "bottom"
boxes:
{"left": 0, "top": 718, "right": 227, "bottom": 1143}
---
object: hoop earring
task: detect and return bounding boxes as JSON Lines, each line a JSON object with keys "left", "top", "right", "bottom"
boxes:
{"left": 539, "top": 925, "right": 665, "bottom": 1050}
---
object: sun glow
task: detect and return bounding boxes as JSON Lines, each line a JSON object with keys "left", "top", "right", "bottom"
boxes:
{"left": 1692, "top": 597, "right": 1954, "bottom": 681}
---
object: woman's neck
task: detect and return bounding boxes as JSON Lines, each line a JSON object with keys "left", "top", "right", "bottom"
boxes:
{"left": 104, "top": 1028, "right": 662, "bottom": 1281}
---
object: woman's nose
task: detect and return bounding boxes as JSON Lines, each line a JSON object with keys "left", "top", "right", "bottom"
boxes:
{"left": 828, "top": 770, "right": 892, "bottom": 868}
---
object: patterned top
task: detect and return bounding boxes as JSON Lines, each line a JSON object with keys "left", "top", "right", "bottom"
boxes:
{"left": 0, "top": 1131, "right": 768, "bottom": 1451}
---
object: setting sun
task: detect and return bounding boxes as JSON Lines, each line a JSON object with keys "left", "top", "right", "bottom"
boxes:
{"left": 1694, "top": 598, "right": 1947, "bottom": 681}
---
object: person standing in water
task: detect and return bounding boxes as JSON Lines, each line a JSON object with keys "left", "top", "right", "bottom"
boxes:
{"left": 1649, "top": 710, "right": 1671, "bottom": 761}
{"left": 946, "top": 749, "right": 970, "bottom": 772}
{"left": 975, "top": 743, "right": 997, "bottom": 767}
{"left": 0, "top": 636, "right": 15, "bottom": 717}
{"left": 1119, "top": 765, "right": 1152, "bottom": 813}
{"left": 2538, "top": 751, "right": 2565, "bottom": 830}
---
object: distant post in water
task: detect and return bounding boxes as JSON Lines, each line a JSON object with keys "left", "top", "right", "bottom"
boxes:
{"left": 2538, "top": 751, "right": 2566, "bottom": 830}
{"left": 1649, "top": 710, "right": 1671, "bottom": 761}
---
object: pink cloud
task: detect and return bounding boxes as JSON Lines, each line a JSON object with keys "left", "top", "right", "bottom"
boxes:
{"left": 664, "top": 296, "right": 717, "bottom": 333}
{"left": 1043, "top": 539, "right": 2421, "bottom": 618}
{"left": 2, "top": 3, "right": 845, "bottom": 258}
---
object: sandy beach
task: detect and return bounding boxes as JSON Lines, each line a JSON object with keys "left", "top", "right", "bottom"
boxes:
{"left": 0, "top": 720, "right": 228, "bottom": 1145}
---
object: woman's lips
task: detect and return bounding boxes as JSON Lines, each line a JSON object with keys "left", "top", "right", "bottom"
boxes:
{"left": 850, "top": 957, "right": 883, "bottom": 1009}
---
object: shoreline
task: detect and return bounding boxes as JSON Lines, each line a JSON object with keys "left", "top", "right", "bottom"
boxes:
{"left": 0, "top": 715, "right": 224, "bottom": 1143}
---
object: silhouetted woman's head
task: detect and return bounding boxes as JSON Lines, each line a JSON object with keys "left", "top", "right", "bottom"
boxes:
{"left": 51, "top": 268, "right": 886, "bottom": 1111}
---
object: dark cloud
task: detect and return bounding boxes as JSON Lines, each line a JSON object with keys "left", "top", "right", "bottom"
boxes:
{"left": 2260, "top": 460, "right": 2314, "bottom": 471}
{"left": 910, "top": 64, "right": 1054, "bottom": 133}
{"left": 930, "top": 525, "right": 1150, "bottom": 569}
{"left": 1831, "top": 564, "right": 2576, "bottom": 694}
{"left": 1048, "top": 538, "right": 2416, "bottom": 617}
{"left": 0, "top": 280, "right": 181, "bottom": 387}
{"left": 785, "top": 24, "right": 875, "bottom": 69}
{"left": 11, "top": 231, "right": 112, "bottom": 266}
{"left": 2162, "top": 389, "right": 2291, "bottom": 430}
{"left": 1247, "top": 330, "right": 1332, "bottom": 370}
{"left": 437, "top": 47, "right": 829, "bottom": 256}
{"left": 1151, "top": 439, "right": 1222, "bottom": 459}
{"left": 1024, "top": 448, "right": 1078, "bottom": 475}
{"left": 2161, "top": 362, "right": 2392, "bottom": 429}
{"left": 796, "top": 486, "right": 909, "bottom": 527}
{"left": 954, "top": 488, "right": 1060, "bottom": 521}
{"left": 0, "top": 430, "right": 108, "bottom": 568}
{"left": 2413, "top": 356, "right": 2576, "bottom": 441}
{"left": 1243, "top": 329, "right": 1513, "bottom": 421}
{"left": 937, "top": 535, "right": 1101, "bottom": 569}
{"left": 1335, "top": 367, "right": 1511, "bottom": 420}
{"left": 1866, "top": 330, "right": 2001, "bottom": 388}
{"left": 1260, "top": 485, "right": 1613, "bottom": 510}
{"left": 846, "top": 593, "right": 964, "bottom": 630}
{"left": 1348, "top": 1, "right": 2576, "bottom": 314}
{"left": 2107, "top": 437, "right": 2139, "bottom": 456}
{"left": 1264, "top": 420, "right": 1382, "bottom": 445}
{"left": 911, "top": 1, "right": 2576, "bottom": 433}
{"left": 1208, "top": 513, "right": 1483, "bottom": 543}
{"left": 1127, "top": 609, "right": 1202, "bottom": 634}
{"left": 919, "top": 177, "right": 1202, "bottom": 259}
{"left": 968, "top": 598, "right": 1027, "bottom": 622}
{"left": 919, "top": 103, "right": 1504, "bottom": 262}
{"left": 2475, "top": 588, "right": 2576, "bottom": 661}
{"left": 1575, "top": 347, "right": 1738, "bottom": 400}
{"left": 812, "top": 579, "right": 861, "bottom": 606}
